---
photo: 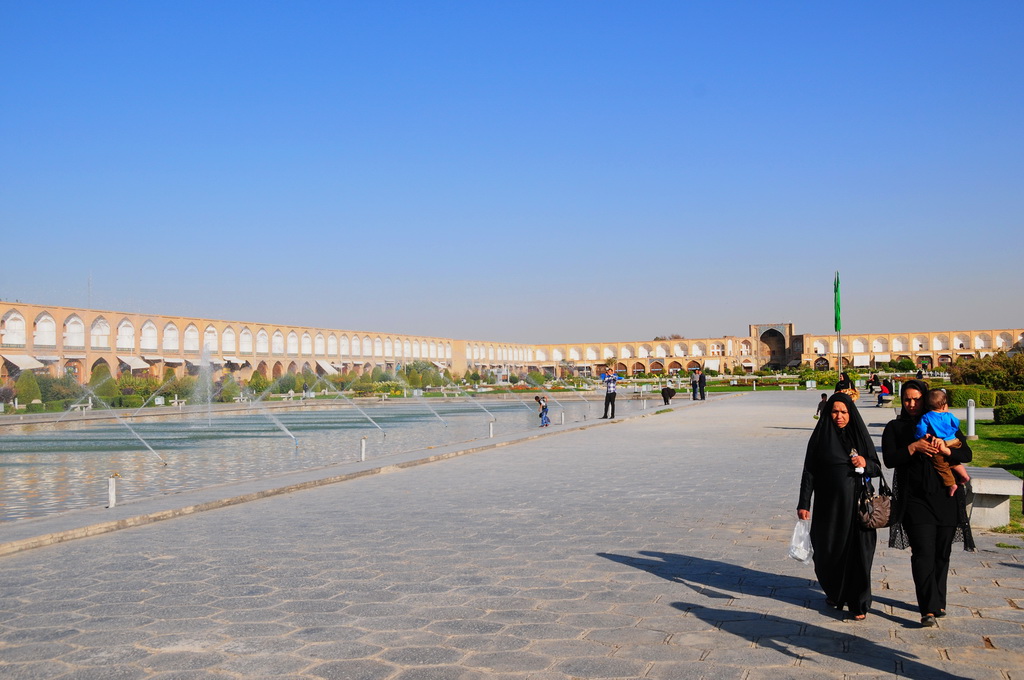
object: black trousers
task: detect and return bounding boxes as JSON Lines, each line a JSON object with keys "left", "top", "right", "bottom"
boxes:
{"left": 904, "top": 523, "right": 956, "bottom": 616}
{"left": 603, "top": 392, "right": 616, "bottom": 418}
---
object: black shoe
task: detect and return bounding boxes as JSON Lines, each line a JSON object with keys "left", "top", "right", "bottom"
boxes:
{"left": 935, "top": 609, "right": 947, "bottom": 618}
{"left": 921, "top": 614, "right": 937, "bottom": 627}
{"left": 599, "top": 416, "right": 608, "bottom": 419}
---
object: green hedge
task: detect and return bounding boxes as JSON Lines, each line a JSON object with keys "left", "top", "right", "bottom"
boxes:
{"left": 25, "top": 403, "right": 45, "bottom": 413}
{"left": 996, "top": 391, "right": 1024, "bottom": 406}
{"left": 994, "top": 403, "right": 1024, "bottom": 425}
{"left": 945, "top": 386, "right": 980, "bottom": 408}
{"left": 978, "top": 390, "right": 997, "bottom": 408}
{"left": 120, "top": 395, "right": 145, "bottom": 409}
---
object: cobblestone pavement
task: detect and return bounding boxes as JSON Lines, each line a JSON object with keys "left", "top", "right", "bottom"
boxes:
{"left": 1, "top": 392, "right": 1022, "bottom": 679}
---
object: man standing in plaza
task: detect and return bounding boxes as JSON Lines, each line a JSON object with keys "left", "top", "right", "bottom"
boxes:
{"left": 690, "top": 369, "right": 700, "bottom": 400}
{"left": 696, "top": 369, "right": 707, "bottom": 400}
{"left": 601, "top": 367, "right": 618, "bottom": 418}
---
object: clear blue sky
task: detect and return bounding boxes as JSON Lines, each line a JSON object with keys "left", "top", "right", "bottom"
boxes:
{"left": 3, "top": 2, "right": 1021, "bottom": 344}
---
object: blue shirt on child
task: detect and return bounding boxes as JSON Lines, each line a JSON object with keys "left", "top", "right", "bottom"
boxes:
{"left": 915, "top": 410, "right": 960, "bottom": 441}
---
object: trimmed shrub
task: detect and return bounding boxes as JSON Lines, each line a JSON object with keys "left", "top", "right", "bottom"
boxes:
{"left": 25, "top": 402, "right": 45, "bottom": 413}
{"left": 120, "top": 395, "right": 144, "bottom": 409}
{"left": 995, "top": 391, "right": 1024, "bottom": 406}
{"left": 15, "top": 371, "right": 42, "bottom": 404}
{"left": 993, "top": 403, "right": 1024, "bottom": 425}
{"left": 977, "top": 390, "right": 997, "bottom": 408}
{"left": 944, "top": 386, "right": 980, "bottom": 408}
{"left": 89, "top": 364, "right": 120, "bottom": 400}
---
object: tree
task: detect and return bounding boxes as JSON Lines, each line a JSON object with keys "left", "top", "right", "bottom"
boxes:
{"left": 15, "top": 370, "right": 42, "bottom": 403}
{"left": 247, "top": 371, "right": 270, "bottom": 395}
{"left": 219, "top": 374, "right": 241, "bottom": 402}
{"left": 89, "top": 363, "right": 120, "bottom": 399}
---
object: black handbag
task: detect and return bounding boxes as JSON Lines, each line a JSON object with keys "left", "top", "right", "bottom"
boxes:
{"left": 858, "top": 474, "right": 893, "bottom": 529}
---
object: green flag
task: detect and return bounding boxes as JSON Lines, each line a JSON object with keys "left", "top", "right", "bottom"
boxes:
{"left": 833, "top": 271, "right": 841, "bottom": 333}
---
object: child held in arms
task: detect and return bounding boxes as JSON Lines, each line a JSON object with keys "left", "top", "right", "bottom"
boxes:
{"left": 915, "top": 389, "right": 971, "bottom": 496}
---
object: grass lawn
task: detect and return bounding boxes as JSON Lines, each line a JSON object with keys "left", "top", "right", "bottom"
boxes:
{"left": 971, "top": 420, "right": 1024, "bottom": 535}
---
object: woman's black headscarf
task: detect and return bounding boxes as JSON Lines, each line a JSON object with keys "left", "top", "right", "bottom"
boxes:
{"left": 806, "top": 392, "right": 876, "bottom": 464}
{"left": 896, "top": 379, "right": 930, "bottom": 420}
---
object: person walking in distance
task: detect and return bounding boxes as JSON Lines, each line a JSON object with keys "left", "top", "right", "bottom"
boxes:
{"left": 601, "top": 367, "right": 618, "bottom": 419}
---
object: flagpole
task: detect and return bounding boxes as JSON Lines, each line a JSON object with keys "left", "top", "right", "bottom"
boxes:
{"left": 834, "top": 272, "right": 843, "bottom": 375}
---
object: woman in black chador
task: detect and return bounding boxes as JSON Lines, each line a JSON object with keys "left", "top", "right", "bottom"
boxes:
{"left": 797, "top": 392, "right": 881, "bottom": 620}
{"left": 883, "top": 380, "right": 974, "bottom": 628}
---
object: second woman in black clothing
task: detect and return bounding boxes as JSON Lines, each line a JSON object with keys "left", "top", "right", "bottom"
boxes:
{"left": 798, "top": 392, "right": 882, "bottom": 619}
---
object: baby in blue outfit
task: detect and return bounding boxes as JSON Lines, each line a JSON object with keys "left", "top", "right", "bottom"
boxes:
{"left": 915, "top": 389, "right": 970, "bottom": 495}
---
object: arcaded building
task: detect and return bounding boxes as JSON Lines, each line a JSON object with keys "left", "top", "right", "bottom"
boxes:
{"left": 1, "top": 303, "right": 1021, "bottom": 384}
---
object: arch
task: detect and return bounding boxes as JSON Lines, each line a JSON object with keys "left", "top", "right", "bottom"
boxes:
{"left": 655, "top": 343, "right": 669, "bottom": 358}
{"left": 90, "top": 317, "right": 111, "bottom": 348}
{"left": 536, "top": 348, "right": 548, "bottom": 361}
{"left": 620, "top": 345, "right": 634, "bottom": 359}
{"left": 240, "top": 327, "right": 254, "bottom": 353}
{"left": 384, "top": 338, "right": 393, "bottom": 357}
{"left": 183, "top": 324, "right": 200, "bottom": 352}
{"left": 996, "top": 332, "right": 1012, "bottom": 350}
{"left": 116, "top": 319, "right": 135, "bottom": 351}
{"left": 445, "top": 343, "right": 452, "bottom": 360}
{"left": 569, "top": 347, "right": 582, "bottom": 361}
{"left": 668, "top": 361, "right": 682, "bottom": 371}
{"left": 812, "top": 339, "right": 828, "bottom": 355}
{"left": 631, "top": 361, "right": 645, "bottom": 374}
{"left": 851, "top": 337, "right": 868, "bottom": 353}
{"left": 140, "top": 321, "right": 159, "bottom": 352}
{"left": 932, "top": 334, "right": 949, "bottom": 351}
{"left": 872, "top": 337, "right": 889, "bottom": 352}
{"left": 953, "top": 333, "right": 970, "bottom": 350}
{"left": 255, "top": 361, "right": 269, "bottom": 378}
{"left": 709, "top": 342, "right": 724, "bottom": 356}
{"left": 314, "top": 333, "right": 325, "bottom": 355}
{"left": 64, "top": 315, "right": 86, "bottom": 347}
{"left": 90, "top": 357, "right": 111, "bottom": 374}
{"left": 287, "top": 361, "right": 299, "bottom": 375}
{"left": 814, "top": 357, "right": 830, "bottom": 370}
{"left": 830, "top": 338, "right": 849, "bottom": 354}
{"left": 34, "top": 313, "right": 57, "bottom": 346}
{"left": 913, "top": 335, "right": 928, "bottom": 351}
{"left": 692, "top": 342, "right": 706, "bottom": 356}
{"left": 650, "top": 361, "right": 664, "bottom": 373}
{"left": 326, "top": 334, "right": 337, "bottom": 355}
{"left": 974, "top": 333, "right": 992, "bottom": 349}
{"left": 203, "top": 325, "right": 218, "bottom": 352}
{"left": 272, "top": 362, "right": 284, "bottom": 379}
{"left": 586, "top": 346, "right": 599, "bottom": 361}
{"left": 552, "top": 348, "right": 564, "bottom": 362}
{"left": 286, "top": 332, "right": 299, "bottom": 354}
{"left": 892, "top": 336, "right": 908, "bottom": 352}
{"left": 222, "top": 327, "right": 236, "bottom": 353}
{"left": 362, "top": 336, "right": 372, "bottom": 356}
{"left": 603, "top": 346, "right": 615, "bottom": 360}
{"left": 272, "top": 331, "right": 285, "bottom": 354}
{"left": 375, "top": 337, "right": 384, "bottom": 357}
{"left": 758, "top": 329, "right": 786, "bottom": 361}
{"left": 0, "top": 310, "right": 27, "bottom": 345}
{"left": 638, "top": 344, "right": 652, "bottom": 358}
{"left": 686, "top": 360, "right": 701, "bottom": 370}
{"left": 739, "top": 340, "right": 752, "bottom": 356}
{"left": 673, "top": 342, "right": 688, "bottom": 356}
{"left": 339, "top": 335, "right": 350, "bottom": 356}
{"left": 163, "top": 322, "right": 180, "bottom": 351}
{"left": 256, "top": 329, "right": 270, "bottom": 354}
{"left": 301, "top": 333, "right": 312, "bottom": 355}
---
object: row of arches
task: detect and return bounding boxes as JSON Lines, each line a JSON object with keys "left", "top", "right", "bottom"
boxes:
{"left": 809, "top": 332, "right": 1020, "bottom": 355}
{"left": 0, "top": 310, "right": 453, "bottom": 361}
{"left": 475, "top": 341, "right": 756, "bottom": 364}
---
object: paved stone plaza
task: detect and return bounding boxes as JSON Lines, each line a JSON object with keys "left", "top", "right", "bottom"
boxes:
{"left": 1, "top": 392, "right": 1022, "bottom": 679}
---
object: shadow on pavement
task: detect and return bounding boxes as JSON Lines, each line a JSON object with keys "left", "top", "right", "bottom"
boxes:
{"left": 598, "top": 551, "right": 965, "bottom": 679}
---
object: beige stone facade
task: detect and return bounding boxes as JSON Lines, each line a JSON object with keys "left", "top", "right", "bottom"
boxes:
{"left": 1, "top": 303, "right": 1021, "bottom": 384}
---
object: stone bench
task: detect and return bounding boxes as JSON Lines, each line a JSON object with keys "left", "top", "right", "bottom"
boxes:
{"left": 68, "top": 403, "right": 91, "bottom": 412}
{"left": 965, "top": 466, "right": 1021, "bottom": 529}
{"left": 778, "top": 384, "right": 800, "bottom": 391}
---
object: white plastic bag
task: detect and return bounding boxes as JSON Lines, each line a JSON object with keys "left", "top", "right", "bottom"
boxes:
{"left": 788, "top": 519, "right": 813, "bottom": 563}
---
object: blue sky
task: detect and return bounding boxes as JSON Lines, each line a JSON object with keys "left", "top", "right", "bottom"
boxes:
{"left": 3, "top": 2, "right": 1021, "bottom": 344}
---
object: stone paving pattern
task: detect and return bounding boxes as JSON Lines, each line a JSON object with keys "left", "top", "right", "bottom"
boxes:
{"left": 1, "top": 391, "right": 1022, "bottom": 679}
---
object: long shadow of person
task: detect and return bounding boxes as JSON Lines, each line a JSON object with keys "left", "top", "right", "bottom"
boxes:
{"left": 597, "top": 552, "right": 965, "bottom": 678}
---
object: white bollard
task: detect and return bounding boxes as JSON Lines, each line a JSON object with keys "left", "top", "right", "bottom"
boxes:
{"left": 360, "top": 436, "right": 367, "bottom": 461}
{"left": 967, "top": 399, "right": 978, "bottom": 440}
{"left": 489, "top": 421, "right": 494, "bottom": 438}
{"left": 107, "top": 473, "right": 120, "bottom": 508}
{"left": 560, "top": 412, "right": 565, "bottom": 425}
